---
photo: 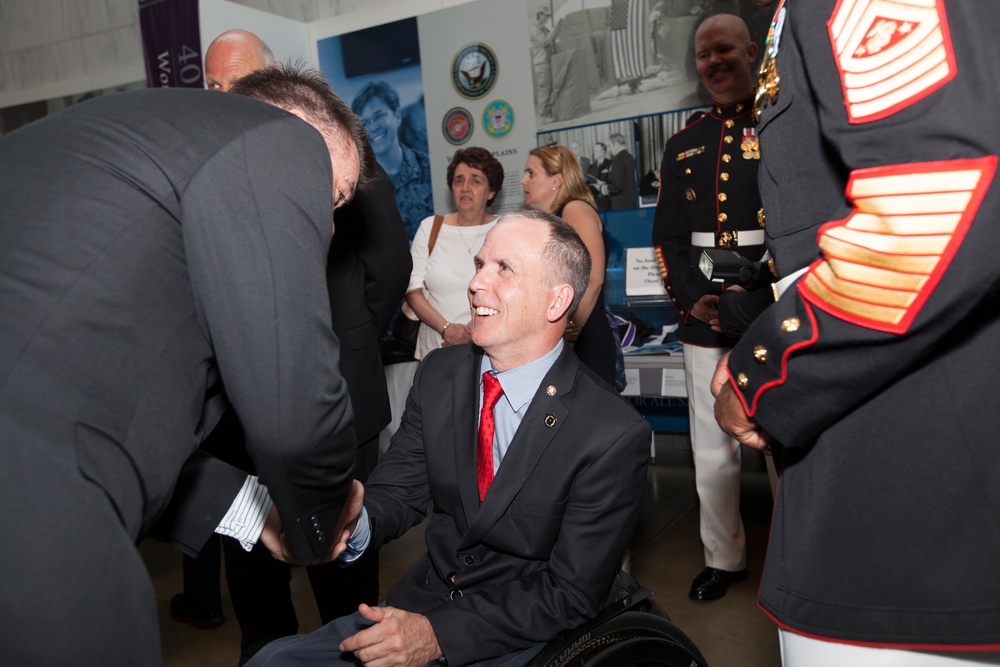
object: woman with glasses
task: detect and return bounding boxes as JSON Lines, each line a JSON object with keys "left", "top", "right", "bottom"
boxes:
{"left": 351, "top": 81, "right": 433, "bottom": 239}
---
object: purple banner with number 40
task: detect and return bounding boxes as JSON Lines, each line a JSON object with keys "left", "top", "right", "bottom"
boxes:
{"left": 139, "top": 0, "right": 204, "bottom": 88}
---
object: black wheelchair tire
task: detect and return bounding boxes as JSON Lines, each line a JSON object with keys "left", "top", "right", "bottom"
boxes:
{"left": 531, "top": 611, "right": 709, "bottom": 667}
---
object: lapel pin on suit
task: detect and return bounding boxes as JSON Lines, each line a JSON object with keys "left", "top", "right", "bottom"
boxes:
{"left": 544, "top": 414, "right": 557, "bottom": 428}
{"left": 546, "top": 385, "right": 557, "bottom": 395}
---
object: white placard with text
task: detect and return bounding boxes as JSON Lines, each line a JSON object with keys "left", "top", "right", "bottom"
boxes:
{"left": 626, "top": 247, "right": 668, "bottom": 297}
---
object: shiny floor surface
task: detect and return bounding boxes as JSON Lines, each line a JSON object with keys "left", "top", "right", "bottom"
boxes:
{"left": 144, "top": 433, "right": 781, "bottom": 667}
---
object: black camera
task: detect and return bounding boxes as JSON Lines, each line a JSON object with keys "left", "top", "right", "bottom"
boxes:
{"left": 698, "top": 248, "right": 770, "bottom": 289}
{"left": 698, "top": 249, "right": 776, "bottom": 338}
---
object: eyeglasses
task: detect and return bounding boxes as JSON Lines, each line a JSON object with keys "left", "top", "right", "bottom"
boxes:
{"left": 360, "top": 109, "right": 391, "bottom": 129}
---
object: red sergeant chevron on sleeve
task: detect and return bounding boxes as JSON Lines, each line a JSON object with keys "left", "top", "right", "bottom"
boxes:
{"left": 827, "top": 0, "right": 956, "bottom": 124}
{"left": 799, "top": 156, "right": 997, "bottom": 333}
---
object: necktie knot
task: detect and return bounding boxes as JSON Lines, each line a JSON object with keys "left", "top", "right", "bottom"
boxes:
{"left": 477, "top": 372, "right": 504, "bottom": 503}
{"left": 482, "top": 371, "right": 504, "bottom": 411}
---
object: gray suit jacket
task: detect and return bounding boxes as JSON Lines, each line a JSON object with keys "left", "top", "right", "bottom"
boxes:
{"left": 0, "top": 88, "right": 355, "bottom": 562}
{"left": 364, "top": 344, "right": 651, "bottom": 665}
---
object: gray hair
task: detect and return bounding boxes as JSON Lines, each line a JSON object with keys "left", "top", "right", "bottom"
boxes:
{"left": 494, "top": 209, "right": 591, "bottom": 318}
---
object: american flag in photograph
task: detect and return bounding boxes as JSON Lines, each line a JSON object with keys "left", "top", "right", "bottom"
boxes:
{"left": 610, "top": 0, "right": 646, "bottom": 82}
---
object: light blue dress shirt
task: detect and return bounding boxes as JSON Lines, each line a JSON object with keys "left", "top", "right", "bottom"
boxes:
{"left": 343, "top": 340, "right": 565, "bottom": 561}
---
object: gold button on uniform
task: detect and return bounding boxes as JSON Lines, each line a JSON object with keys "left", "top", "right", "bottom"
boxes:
{"left": 736, "top": 103, "right": 744, "bottom": 112}
{"left": 724, "top": 135, "right": 734, "bottom": 144}
{"left": 722, "top": 154, "right": 732, "bottom": 163}
{"left": 736, "top": 373, "right": 749, "bottom": 390}
{"left": 685, "top": 167, "right": 692, "bottom": 175}
{"left": 781, "top": 317, "right": 801, "bottom": 333}
{"left": 754, "top": 346, "right": 768, "bottom": 363}
{"left": 725, "top": 119, "right": 735, "bottom": 128}
{"left": 720, "top": 172, "right": 729, "bottom": 181}
{"left": 758, "top": 208, "right": 766, "bottom": 228}
{"left": 718, "top": 192, "right": 727, "bottom": 202}
{"left": 718, "top": 213, "right": 728, "bottom": 223}
{"left": 685, "top": 188, "right": 696, "bottom": 201}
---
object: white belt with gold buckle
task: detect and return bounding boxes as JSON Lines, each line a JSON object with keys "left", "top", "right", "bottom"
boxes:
{"left": 691, "top": 230, "right": 765, "bottom": 248}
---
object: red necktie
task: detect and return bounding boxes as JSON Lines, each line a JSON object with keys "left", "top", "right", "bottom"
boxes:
{"left": 477, "top": 372, "right": 504, "bottom": 503}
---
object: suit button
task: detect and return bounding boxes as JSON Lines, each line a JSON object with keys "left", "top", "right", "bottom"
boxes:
{"left": 720, "top": 172, "right": 729, "bottom": 181}
{"left": 718, "top": 192, "right": 727, "bottom": 202}
{"left": 718, "top": 213, "right": 728, "bottom": 223}
{"left": 450, "top": 589, "right": 463, "bottom": 600}
{"left": 463, "top": 555, "right": 475, "bottom": 566}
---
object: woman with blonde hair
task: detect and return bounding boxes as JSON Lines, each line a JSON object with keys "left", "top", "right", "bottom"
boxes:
{"left": 521, "top": 142, "right": 620, "bottom": 387}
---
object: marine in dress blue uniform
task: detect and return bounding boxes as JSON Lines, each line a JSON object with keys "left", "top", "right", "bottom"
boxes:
{"left": 652, "top": 13, "right": 773, "bottom": 601}
{"left": 716, "top": 1, "right": 1000, "bottom": 662}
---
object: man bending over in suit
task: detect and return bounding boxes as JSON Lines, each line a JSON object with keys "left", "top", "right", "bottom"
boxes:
{"left": 0, "top": 64, "right": 371, "bottom": 665}
{"left": 246, "top": 209, "right": 652, "bottom": 667}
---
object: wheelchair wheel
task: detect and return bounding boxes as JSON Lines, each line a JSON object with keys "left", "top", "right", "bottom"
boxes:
{"left": 531, "top": 611, "right": 708, "bottom": 667}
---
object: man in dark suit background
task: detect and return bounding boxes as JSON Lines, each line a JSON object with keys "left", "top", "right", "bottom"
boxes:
{"left": 246, "top": 210, "right": 652, "bottom": 667}
{"left": 607, "top": 132, "right": 638, "bottom": 209}
{"left": 198, "top": 33, "right": 413, "bottom": 664}
{"left": 0, "top": 67, "right": 369, "bottom": 665}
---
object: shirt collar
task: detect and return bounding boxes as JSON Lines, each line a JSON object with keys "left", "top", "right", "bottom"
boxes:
{"left": 708, "top": 94, "right": 754, "bottom": 120}
{"left": 480, "top": 340, "right": 564, "bottom": 413}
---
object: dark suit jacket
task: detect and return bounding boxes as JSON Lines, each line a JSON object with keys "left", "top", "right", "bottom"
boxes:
{"left": 364, "top": 344, "right": 651, "bottom": 665}
{"left": 608, "top": 148, "right": 638, "bottom": 209}
{"left": 164, "top": 165, "right": 411, "bottom": 550}
{"left": 327, "top": 164, "right": 411, "bottom": 448}
{"left": 0, "top": 88, "right": 356, "bottom": 562}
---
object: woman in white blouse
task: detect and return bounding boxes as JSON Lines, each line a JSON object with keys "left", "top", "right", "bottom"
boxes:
{"left": 405, "top": 147, "right": 505, "bottom": 360}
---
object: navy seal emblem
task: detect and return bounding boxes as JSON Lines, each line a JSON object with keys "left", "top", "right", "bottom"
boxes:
{"left": 452, "top": 43, "right": 498, "bottom": 100}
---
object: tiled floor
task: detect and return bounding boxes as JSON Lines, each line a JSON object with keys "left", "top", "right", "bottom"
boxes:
{"left": 143, "top": 433, "right": 781, "bottom": 666}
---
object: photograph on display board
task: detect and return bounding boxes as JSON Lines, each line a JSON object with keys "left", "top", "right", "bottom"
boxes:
{"left": 538, "top": 118, "right": 638, "bottom": 212}
{"left": 635, "top": 106, "right": 706, "bottom": 207}
{"left": 317, "top": 18, "right": 432, "bottom": 240}
{"left": 526, "top": 0, "right": 771, "bottom": 132}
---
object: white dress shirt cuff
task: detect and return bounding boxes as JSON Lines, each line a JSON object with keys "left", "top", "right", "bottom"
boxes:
{"left": 215, "top": 475, "right": 272, "bottom": 552}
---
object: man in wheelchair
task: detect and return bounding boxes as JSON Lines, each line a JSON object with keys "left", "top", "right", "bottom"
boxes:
{"left": 246, "top": 211, "right": 686, "bottom": 667}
